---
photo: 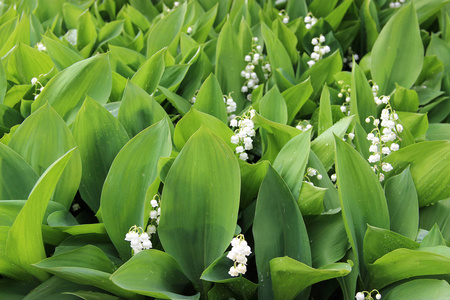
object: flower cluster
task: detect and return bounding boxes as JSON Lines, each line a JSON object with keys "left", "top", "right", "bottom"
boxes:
{"left": 389, "top": 0, "right": 405, "bottom": 8}
{"left": 296, "top": 121, "right": 312, "bottom": 132}
{"left": 36, "top": 42, "right": 46, "bottom": 52}
{"left": 223, "top": 94, "right": 237, "bottom": 117}
{"left": 355, "top": 290, "right": 381, "bottom": 300}
{"left": 278, "top": 10, "right": 289, "bottom": 24}
{"left": 241, "top": 37, "right": 271, "bottom": 101}
{"left": 31, "top": 76, "right": 45, "bottom": 100}
{"left": 365, "top": 98, "right": 402, "bottom": 181}
{"left": 227, "top": 234, "right": 252, "bottom": 277}
{"left": 342, "top": 47, "right": 359, "bottom": 68}
{"left": 148, "top": 194, "right": 161, "bottom": 228}
{"left": 307, "top": 35, "right": 331, "bottom": 68}
{"left": 230, "top": 109, "right": 256, "bottom": 161}
{"left": 304, "top": 13, "right": 318, "bottom": 29}
{"left": 125, "top": 225, "right": 152, "bottom": 255}
{"left": 304, "top": 167, "right": 322, "bottom": 186}
{"left": 65, "top": 29, "right": 77, "bottom": 46}
{"left": 337, "top": 81, "right": 351, "bottom": 115}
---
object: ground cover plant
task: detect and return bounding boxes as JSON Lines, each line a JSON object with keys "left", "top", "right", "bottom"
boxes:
{"left": 0, "top": 0, "right": 449, "bottom": 299}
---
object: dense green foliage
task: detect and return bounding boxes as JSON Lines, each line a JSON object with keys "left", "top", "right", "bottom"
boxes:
{"left": 0, "top": 0, "right": 449, "bottom": 299}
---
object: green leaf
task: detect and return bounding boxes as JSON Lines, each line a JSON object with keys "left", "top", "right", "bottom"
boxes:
{"left": 147, "top": 3, "right": 186, "bottom": 58}
{"left": 4, "top": 43, "right": 54, "bottom": 85}
{"left": 0, "top": 15, "right": 30, "bottom": 57}
{"left": 191, "top": 4, "right": 218, "bottom": 44}
{"left": 173, "top": 108, "right": 234, "bottom": 151}
{"left": 101, "top": 119, "right": 172, "bottom": 260}
{"left": 47, "top": 211, "right": 106, "bottom": 236}
{"left": 71, "top": 97, "right": 129, "bottom": 212}
{"left": 239, "top": 160, "right": 270, "bottom": 210}
{"left": 159, "top": 127, "right": 240, "bottom": 288}
{"left": 371, "top": 3, "right": 423, "bottom": 95}
{"left": 42, "top": 36, "right": 83, "bottom": 71}
{"left": 384, "top": 279, "right": 450, "bottom": 300}
{"left": 215, "top": 19, "right": 245, "bottom": 111}
{"left": 193, "top": 73, "right": 227, "bottom": 124}
{"left": 311, "top": 116, "right": 354, "bottom": 170}
{"left": 391, "top": 84, "right": 419, "bottom": 112}
{"left": 363, "top": 226, "right": 419, "bottom": 266}
{"left": 397, "top": 111, "right": 428, "bottom": 140}
{"left": 281, "top": 78, "right": 313, "bottom": 125}
{"left": 0, "top": 143, "right": 38, "bottom": 200}
{"left": 0, "top": 58, "right": 6, "bottom": 103}
{"left": 96, "top": 20, "right": 124, "bottom": 50}
{"left": 334, "top": 136, "right": 390, "bottom": 278}
{"left": 131, "top": 48, "right": 165, "bottom": 95}
{"left": 297, "top": 182, "right": 326, "bottom": 215}
{"left": 368, "top": 247, "right": 450, "bottom": 289}
{"left": 34, "top": 245, "right": 135, "bottom": 298}
{"left": 111, "top": 250, "right": 195, "bottom": 299}
{"left": 420, "top": 199, "right": 450, "bottom": 242}
{"left": 118, "top": 81, "right": 169, "bottom": 138}
{"left": 253, "top": 165, "right": 311, "bottom": 299}
{"left": 259, "top": 85, "right": 288, "bottom": 124}
{"left": 350, "top": 62, "right": 376, "bottom": 133}
{"left": 6, "top": 148, "right": 75, "bottom": 281}
{"left": 383, "top": 141, "right": 450, "bottom": 207}
{"left": 157, "top": 85, "right": 191, "bottom": 116}
{"left": 307, "top": 212, "right": 350, "bottom": 268}
{"left": 324, "top": 0, "right": 353, "bottom": 31}
{"left": 64, "top": 291, "right": 119, "bottom": 300}
{"left": 273, "top": 130, "right": 311, "bottom": 201}
{"left": 261, "top": 22, "right": 294, "bottom": 79}
{"left": 421, "top": 224, "right": 447, "bottom": 248}
{"left": 413, "top": 0, "right": 450, "bottom": 24}
{"left": 384, "top": 166, "right": 419, "bottom": 240}
{"left": 76, "top": 10, "right": 97, "bottom": 57}
{"left": 426, "top": 124, "right": 450, "bottom": 141}
{"left": 9, "top": 104, "right": 82, "bottom": 209}
{"left": 31, "top": 54, "right": 112, "bottom": 124}
{"left": 270, "top": 257, "right": 351, "bottom": 300}
{"left": 318, "top": 85, "right": 333, "bottom": 135}
{"left": 361, "top": 0, "right": 379, "bottom": 52}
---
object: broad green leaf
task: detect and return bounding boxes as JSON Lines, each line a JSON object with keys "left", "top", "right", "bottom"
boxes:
{"left": 253, "top": 113, "right": 301, "bottom": 163}
{"left": 324, "top": 0, "right": 353, "bottom": 31}
{"left": 42, "top": 36, "right": 83, "bottom": 71}
{"left": 311, "top": 116, "right": 354, "bottom": 170}
{"left": 397, "top": 111, "right": 428, "bottom": 139}
{"left": 64, "top": 291, "right": 119, "bottom": 300}
{"left": 173, "top": 108, "right": 234, "bottom": 151}
{"left": 0, "top": 200, "right": 65, "bottom": 228}
{"left": 101, "top": 119, "right": 172, "bottom": 260}
{"left": 9, "top": 104, "right": 81, "bottom": 209}
{"left": 253, "top": 165, "right": 311, "bottom": 299}
{"left": 147, "top": 3, "right": 186, "bottom": 58}
{"left": 273, "top": 19, "right": 299, "bottom": 65}
{"left": 307, "top": 212, "right": 350, "bottom": 268}
{"left": 426, "top": 124, "right": 450, "bottom": 141}
{"left": 31, "top": 54, "right": 112, "bottom": 124}
{"left": 96, "top": 20, "right": 124, "bottom": 50}
{"left": 420, "top": 199, "right": 450, "bottom": 242}
{"left": 300, "top": 50, "right": 343, "bottom": 100}
{"left": 109, "top": 45, "right": 145, "bottom": 78}
{"left": 384, "top": 166, "right": 419, "bottom": 240}
{"left": 76, "top": 10, "right": 97, "bottom": 57}
{"left": 191, "top": 4, "right": 218, "bottom": 44}
{"left": 391, "top": 84, "right": 419, "bottom": 112}
{"left": 368, "top": 247, "right": 450, "bottom": 288}
{"left": 131, "top": 48, "right": 165, "bottom": 95}
{"left": 413, "top": 0, "right": 450, "bottom": 24}
{"left": 0, "top": 225, "right": 32, "bottom": 280}
{"left": 270, "top": 257, "right": 351, "bottom": 300}
{"left": 318, "top": 85, "right": 332, "bottom": 135}
{"left": 239, "top": 160, "right": 270, "bottom": 210}
{"left": 273, "top": 130, "right": 311, "bottom": 201}
{"left": 383, "top": 141, "right": 450, "bottom": 207}
{"left": 5, "top": 43, "right": 54, "bottom": 85}
{"left": 361, "top": 0, "right": 379, "bottom": 52}
{"left": 384, "top": 279, "right": 450, "bottom": 300}
{"left": 0, "top": 276, "right": 38, "bottom": 299}
{"left": 157, "top": 85, "right": 191, "bottom": 116}
{"left": 0, "top": 15, "right": 30, "bottom": 57}
{"left": 371, "top": 3, "right": 423, "bottom": 95}
{"left": 34, "top": 245, "right": 135, "bottom": 298}
{"left": 0, "top": 58, "right": 5, "bottom": 103}
{"left": 47, "top": 211, "right": 106, "bottom": 236}
{"left": 0, "top": 104, "right": 24, "bottom": 134}
{"left": 297, "top": 182, "right": 326, "bottom": 215}
{"left": 335, "top": 136, "right": 390, "bottom": 278}
{"left": 421, "top": 224, "right": 447, "bottom": 248}
{"left": 71, "top": 97, "right": 129, "bottom": 212}
{"left": 281, "top": 78, "right": 313, "bottom": 125}
{"left": 261, "top": 23, "right": 294, "bottom": 79}
{"left": 6, "top": 148, "right": 75, "bottom": 281}
{"left": 215, "top": 19, "right": 245, "bottom": 111}
{"left": 259, "top": 85, "right": 288, "bottom": 124}
{"left": 159, "top": 127, "right": 240, "bottom": 288}
{"left": 118, "top": 81, "right": 169, "bottom": 138}
{"left": 111, "top": 250, "right": 195, "bottom": 299}
{"left": 363, "top": 226, "right": 419, "bottom": 266}
{"left": 193, "top": 73, "right": 227, "bottom": 124}
{"left": 0, "top": 143, "right": 38, "bottom": 200}
{"left": 350, "top": 62, "right": 376, "bottom": 133}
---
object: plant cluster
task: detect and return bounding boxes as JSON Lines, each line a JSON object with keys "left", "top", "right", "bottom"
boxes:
{"left": 0, "top": 0, "right": 449, "bottom": 300}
